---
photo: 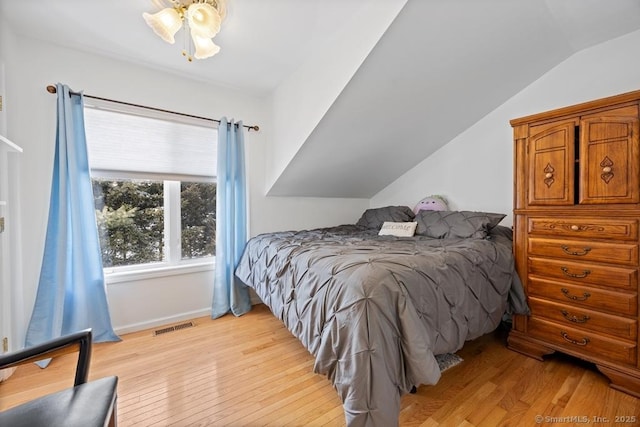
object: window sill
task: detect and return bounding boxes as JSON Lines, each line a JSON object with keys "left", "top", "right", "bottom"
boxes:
{"left": 105, "top": 261, "right": 214, "bottom": 285}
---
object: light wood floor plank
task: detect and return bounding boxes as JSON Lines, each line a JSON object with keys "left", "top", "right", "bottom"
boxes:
{"left": 2, "top": 304, "right": 639, "bottom": 426}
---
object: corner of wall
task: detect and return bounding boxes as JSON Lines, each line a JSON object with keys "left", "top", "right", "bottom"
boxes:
{"left": 265, "top": 1, "right": 407, "bottom": 193}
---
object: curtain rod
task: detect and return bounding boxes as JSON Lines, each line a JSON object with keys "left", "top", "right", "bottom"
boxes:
{"left": 46, "top": 85, "right": 259, "bottom": 132}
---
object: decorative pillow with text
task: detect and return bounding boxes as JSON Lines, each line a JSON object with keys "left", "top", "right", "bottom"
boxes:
{"left": 378, "top": 221, "right": 418, "bottom": 237}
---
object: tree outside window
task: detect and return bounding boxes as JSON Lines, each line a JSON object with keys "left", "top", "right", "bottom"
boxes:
{"left": 93, "top": 178, "right": 216, "bottom": 268}
{"left": 180, "top": 182, "right": 216, "bottom": 259}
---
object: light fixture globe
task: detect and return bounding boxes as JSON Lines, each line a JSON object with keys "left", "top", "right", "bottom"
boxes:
{"left": 187, "top": 3, "right": 221, "bottom": 38}
{"left": 191, "top": 29, "right": 221, "bottom": 59}
{"left": 143, "top": 1, "right": 226, "bottom": 60}
{"left": 214, "top": 0, "right": 227, "bottom": 21}
{"left": 143, "top": 8, "right": 182, "bottom": 44}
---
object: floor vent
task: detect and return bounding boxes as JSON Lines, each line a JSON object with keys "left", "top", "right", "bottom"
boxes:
{"left": 153, "top": 321, "right": 195, "bottom": 336}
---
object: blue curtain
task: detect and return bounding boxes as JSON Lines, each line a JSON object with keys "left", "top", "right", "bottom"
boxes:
{"left": 25, "top": 84, "right": 119, "bottom": 360}
{"left": 212, "top": 118, "right": 251, "bottom": 318}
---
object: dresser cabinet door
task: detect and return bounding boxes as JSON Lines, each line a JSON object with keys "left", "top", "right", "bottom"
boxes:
{"left": 579, "top": 106, "right": 640, "bottom": 204}
{"left": 527, "top": 122, "right": 576, "bottom": 206}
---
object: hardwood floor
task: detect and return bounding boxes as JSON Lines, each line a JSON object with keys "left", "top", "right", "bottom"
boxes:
{"left": 1, "top": 303, "right": 639, "bottom": 426}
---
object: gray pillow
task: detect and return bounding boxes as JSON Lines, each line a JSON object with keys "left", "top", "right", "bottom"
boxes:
{"left": 356, "top": 206, "right": 415, "bottom": 229}
{"left": 415, "top": 210, "right": 506, "bottom": 238}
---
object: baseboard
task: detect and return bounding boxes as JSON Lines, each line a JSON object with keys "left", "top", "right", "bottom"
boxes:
{"left": 114, "top": 300, "right": 264, "bottom": 335}
{"left": 114, "top": 308, "right": 212, "bottom": 335}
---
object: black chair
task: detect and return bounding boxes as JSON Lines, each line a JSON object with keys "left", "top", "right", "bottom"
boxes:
{"left": 0, "top": 329, "right": 118, "bottom": 427}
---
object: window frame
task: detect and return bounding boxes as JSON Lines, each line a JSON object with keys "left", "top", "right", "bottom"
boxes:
{"left": 84, "top": 99, "right": 218, "bottom": 284}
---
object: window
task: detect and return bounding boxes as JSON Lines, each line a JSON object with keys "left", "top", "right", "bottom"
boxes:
{"left": 84, "top": 99, "right": 217, "bottom": 279}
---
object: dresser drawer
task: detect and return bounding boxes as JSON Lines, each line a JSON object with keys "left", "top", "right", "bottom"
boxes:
{"left": 528, "top": 297, "right": 637, "bottom": 340}
{"left": 528, "top": 277, "right": 637, "bottom": 316}
{"left": 528, "top": 237, "right": 638, "bottom": 266}
{"left": 529, "top": 257, "right": 637, "bottom": 290}
{"left": 528, "top": 217, "right": 638, "bottom": 240}
{"left": 528, "top": 317, "right": 637, "bottom": 366}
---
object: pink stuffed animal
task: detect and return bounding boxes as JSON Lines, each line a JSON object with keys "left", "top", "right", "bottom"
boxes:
{"left": 413, "top": 195, "right": 448, "bottom": 214}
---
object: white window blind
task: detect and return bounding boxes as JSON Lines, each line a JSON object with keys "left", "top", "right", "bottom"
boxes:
{"left": 84, "top": 100, "right": 217, "bottom": 181}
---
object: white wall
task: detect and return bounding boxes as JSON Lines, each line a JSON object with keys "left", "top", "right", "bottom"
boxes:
{"left": 267, "top": 1, "right": 406, "bottom": 191}
{"left": 2, "top": 32, "right": 368, "bottom": 338}
{"left": 371, "top": 29, "right": 640, "bottom": 226}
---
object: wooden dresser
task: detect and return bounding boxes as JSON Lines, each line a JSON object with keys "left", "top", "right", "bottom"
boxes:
{"left": 508, "top": 90, "right": 640, "bottom": 397}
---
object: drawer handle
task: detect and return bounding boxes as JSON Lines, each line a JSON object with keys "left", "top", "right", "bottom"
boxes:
{"left": 560, "top": 310, "right": 590, "bottom": 323}
{"left": 561, "top": 245, "right": 592, "bottom": 256}
{"left": 561, "top": 331, "right": 590, "bottom": 346}
{"left": 561, "top": 288, "right": 591, "bottom": 301}
{"left": 561, "top": 266, "right": 591, "bottom": 278}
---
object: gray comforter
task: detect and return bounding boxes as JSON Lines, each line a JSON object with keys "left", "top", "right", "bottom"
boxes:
{"left": 235, "top": 224, "right": 527, "bottom": 426}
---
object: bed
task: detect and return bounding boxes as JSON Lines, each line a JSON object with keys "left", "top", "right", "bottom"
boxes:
{"left": 235, "top": 206, "right": 529, "bottom": 426}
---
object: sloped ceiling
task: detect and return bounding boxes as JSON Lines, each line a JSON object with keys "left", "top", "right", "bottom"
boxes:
{"left": 268, "top": 0, "right": 640, "bottom": 197}
{"left": 3, "top": 1, "right": 640, "bottom": 199}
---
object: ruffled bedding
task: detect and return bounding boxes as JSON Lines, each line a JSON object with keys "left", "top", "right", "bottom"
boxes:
{"left": 235, "top": 224, "right": 527, "bottom": 426}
